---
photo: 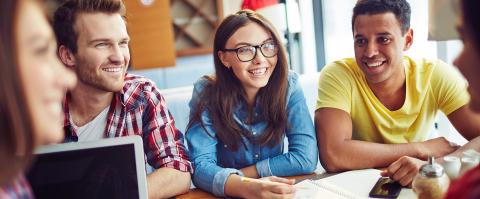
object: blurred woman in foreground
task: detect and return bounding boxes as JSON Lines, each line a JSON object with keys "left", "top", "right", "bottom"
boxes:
{"left": 0, "top": 0, "right": 76, "bottom": 197}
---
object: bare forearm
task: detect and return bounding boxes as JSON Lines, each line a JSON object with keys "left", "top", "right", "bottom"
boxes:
{"left": 224, "top": 174, "right": 247, "bottom": 198}
{"left": 316, "top": 109, "right": 422, "bottom": 172}
{"left": 446, "top": 136, "right": 480, "bottom": 158}
{"left": 320, "top": 140, "right": 422, "bottom": 172}
{"left": 147, "top": 168, "right": 191, "bottom": 199}
{"left": 448, "top": 105, "right": 480, "bottom": 140}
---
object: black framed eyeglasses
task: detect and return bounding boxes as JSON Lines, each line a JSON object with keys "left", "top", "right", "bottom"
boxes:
{"left": 223, "top": 41, "right": 279, "bottom": 62}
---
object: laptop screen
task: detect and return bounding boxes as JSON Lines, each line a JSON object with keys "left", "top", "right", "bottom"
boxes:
{"left": 26, "top": 136, "right": 147, "bottom": 199}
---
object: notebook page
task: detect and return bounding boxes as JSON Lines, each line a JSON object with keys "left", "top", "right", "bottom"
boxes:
{"left": 316, "top": 169, "right": 381, "bottom": 198}
{"left": 294, "top": 179, "right": 361, "bottom": 199}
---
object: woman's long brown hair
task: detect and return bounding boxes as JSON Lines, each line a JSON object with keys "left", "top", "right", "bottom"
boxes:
{"left": 187, "top": 10, "right": 289, "bottom": 151}
{"left": 0, "top": 0, "right": 35, "bottom": 186}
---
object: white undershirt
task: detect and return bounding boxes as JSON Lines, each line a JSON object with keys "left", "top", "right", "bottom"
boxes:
{"left": 71, "top": 106, "right": 110, "bottom": 142}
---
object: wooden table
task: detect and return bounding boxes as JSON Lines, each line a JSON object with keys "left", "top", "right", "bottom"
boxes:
{"left": 174, "top": 171, "right": 416, "bottom": 199}
{"left": 175, "top": 173, "right": 326, "bottom": 199}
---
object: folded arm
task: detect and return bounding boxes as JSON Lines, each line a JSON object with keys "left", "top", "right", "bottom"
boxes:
{"left": 315, "top": 108, "right": 456, "bottom": 172}
{"left": 143, "top": 89, "right": 193, "bottom": 198}
{"left": 187, "top": 123, "right": 294, "bottom": 199}
{"left": 365, "top": 105, "right": 480, "bottom": 186}
{"left": 147, "top": 168, "right": 190, "bottom": 199}
{"left": 242, "top": 75, "right": 318, "bottom": 178}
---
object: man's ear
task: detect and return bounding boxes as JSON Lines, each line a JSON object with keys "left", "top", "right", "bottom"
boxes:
{"left": 58, "top": 45, "right": 76, "bottom": 67}
{"left": 217, "top": 50, "right": 231, "bottom": 69}
{"left": 403, "top": 28, "right": 414, "bottom": 51}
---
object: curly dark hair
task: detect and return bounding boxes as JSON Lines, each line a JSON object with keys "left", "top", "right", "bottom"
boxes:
{"left": 352, "top": 0, "right": 411, "bottom": 35}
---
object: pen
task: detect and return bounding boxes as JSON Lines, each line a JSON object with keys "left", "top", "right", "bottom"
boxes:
{"left": 240, "top": 176, "right": 261, "bottom": 183}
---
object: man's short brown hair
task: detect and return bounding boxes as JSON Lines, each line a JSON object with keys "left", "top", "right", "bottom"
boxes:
{"left": 53, "top": 0, "right": 126, "bottom": 53}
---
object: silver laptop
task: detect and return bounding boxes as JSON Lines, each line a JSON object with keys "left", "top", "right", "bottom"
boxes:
{"left": 27, "top": 136, "right": 148, "bottom": 199}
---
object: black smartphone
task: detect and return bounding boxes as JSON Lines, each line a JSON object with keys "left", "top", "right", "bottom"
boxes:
{"left": 368, "top": 177, "right": 402, "bottom": 198}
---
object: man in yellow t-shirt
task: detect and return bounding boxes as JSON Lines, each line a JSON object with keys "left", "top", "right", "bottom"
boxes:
{"left": 318, "top": 57, "right": 469, "bottom": 143}
{"left": 315, "top": 0, "right": 480, "bottom": 186}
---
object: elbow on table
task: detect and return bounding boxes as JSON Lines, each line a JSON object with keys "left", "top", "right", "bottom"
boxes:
{"left": 294, "top": 153, "right": 318, "bottom": 174}
{"left": 295, "top": 160, "right": 317, "bottom": 174}
{"left": 303, "top": 164, "right": 317, "bottom": 174}
{"left": 191, "top": 171, "right": 210, "bottom": 193}
{"left": 320, "top": 151, "right": 348, "bottom": 173}
{"left": 179, "top": 174, "right": 192, "bottom": 194}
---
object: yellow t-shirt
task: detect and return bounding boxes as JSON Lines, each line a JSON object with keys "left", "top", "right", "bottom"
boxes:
{"left": 316, "top": 56, "right": 469, "bottom": 144}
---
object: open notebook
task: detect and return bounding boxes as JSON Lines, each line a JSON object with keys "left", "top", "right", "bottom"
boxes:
{"left": 294, "top": 169, "right": 381, "bottom": 199}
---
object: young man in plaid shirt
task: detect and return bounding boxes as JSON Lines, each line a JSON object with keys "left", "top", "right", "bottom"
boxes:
{"left": 53, "top": 0, "right": 192, "bottom": 198}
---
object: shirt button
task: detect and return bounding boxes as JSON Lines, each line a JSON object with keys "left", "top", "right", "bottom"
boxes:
{"left": 252, "top": 131, "right": 257, "bottom": 135}
{"left": 255, "top": 154, "right": 259, "bottom": 158}
{"left": 224, "top": 144, "right": 228, "bottom": 148}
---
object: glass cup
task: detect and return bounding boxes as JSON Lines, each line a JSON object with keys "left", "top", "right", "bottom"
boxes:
{"left": 441, "top": 156, "right": 461, "bottom": 179}
{"left": 459, "top": 156, "right": 479, "bottom": 176}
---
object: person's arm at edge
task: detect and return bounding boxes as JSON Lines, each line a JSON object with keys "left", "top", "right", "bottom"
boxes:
{"left": 432, "top": 104, "right": 480, "bottom": 163}
{"left": 447, "top": 104, "right": 480, "bottom": 141}
{"left": 435, "top": 137, "right": 480, "bottom": 166}
{"left": 433, "top": 59, "right": 480, "bottom": 149}
{"left": 440, "top": 103, "right": 480, "bottom": 158}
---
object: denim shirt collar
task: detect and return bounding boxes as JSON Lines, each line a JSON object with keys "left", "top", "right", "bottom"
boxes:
{"left": 232, "top": 97, "right": 263, "bottom": 128}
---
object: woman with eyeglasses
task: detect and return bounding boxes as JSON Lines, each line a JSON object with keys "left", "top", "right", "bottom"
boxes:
{"left": 186, "top": 9, "right": 317, "bottom": 199}
{"left": 0, "top": 0, "right": 76, "bottom": 197}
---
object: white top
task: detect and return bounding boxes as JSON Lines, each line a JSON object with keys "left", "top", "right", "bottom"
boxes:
{"left": 71, "top": 106, "right": 110, "bottom": 142}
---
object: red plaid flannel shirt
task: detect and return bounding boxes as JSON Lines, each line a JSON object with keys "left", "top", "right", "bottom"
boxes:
{"left": 0, "top": 175, "right": 33, "bottom": 199}
{"left": 63, "top": 74, "right": 192, "bottom": 173}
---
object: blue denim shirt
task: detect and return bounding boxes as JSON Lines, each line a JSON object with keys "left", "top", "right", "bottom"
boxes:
{"left": 186, "top": 71, "right": 318, "bottom": 197}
